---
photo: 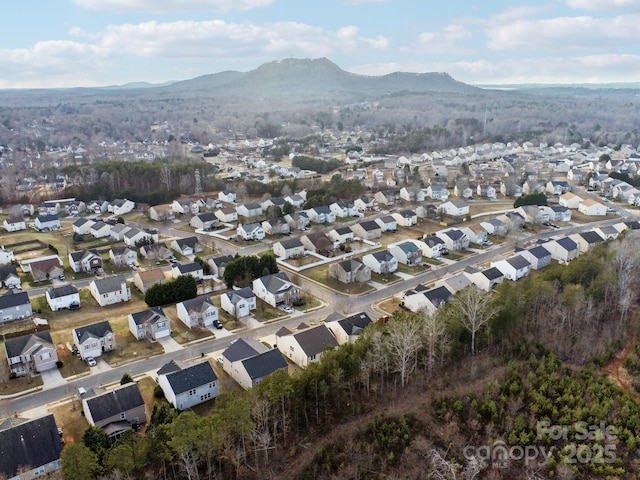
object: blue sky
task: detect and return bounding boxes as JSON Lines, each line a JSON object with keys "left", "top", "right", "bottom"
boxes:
{"left": 2, "top": 0, "right": 640, "bottom": 88}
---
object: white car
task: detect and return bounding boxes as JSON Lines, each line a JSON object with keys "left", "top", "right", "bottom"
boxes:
{"left": 280, "top": 305, "right": 294, "bottom": 314}
{"left": 86, "top": 356, "right": 97, "bottom": 367}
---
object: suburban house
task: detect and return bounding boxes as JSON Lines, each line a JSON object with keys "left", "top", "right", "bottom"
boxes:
{"left": 221, "top": 287, "right": 257, "bottom": 318}
{"left": 3, "top": 215, "right": 27, "bottom": 232}
{"left": 374, "top": 190, "right": 396, "bottom": 207}
{"left": 328, "top": 258, "right": 372, "bottom": 284}
{"left": 328, "top": 226, "right": 355, "bottom": 244}
{"left": 140, "top": 242, "right": 173, "bottom": 261}
{"left": 90, "top": 275, "right": 131, "bottom": 306}
{"left": 29, "top": 256, "right": 64, "bottom": 283}
{"left": 401, "top": 285, "right": 452, "bottom": 314}
{"left": 354, "top": 196, "right": 378, "bottom": 211}
{"left": 284, "top": 194, "right": 305, "bottom": 208}
{"left": 0, "top": 290, "right": 33, "bottom": 322}
{"left": 578, "top": 198, "right": 608, "bottom": 216}
{"left": 437, "top": 272, "right": 472, "bottom": 294}
{"left": 415, "top": 236, "right": 446, "bottom": 258}
{"left": 325, "top": 312, "right": 373, "bottom": 345}
{"left": 176, "top": 296, "right": 219, "bottom": 329}
{"left": 389, "top": 209, "right": 417, "bottom": 227}
{"left": 476, "top": 184, "right": 497, "bottom": 199}
{"left": 351, "top": 220, "right": 383, "bottom": 240}
{"left": 215, "top": 207, "right": 238, "bottom": 223}
{"left": 69, "top": 249, "right": 102, "bottom": 273}
{"left": 273, "top": 238, "right": 305, "bottom": 259}
{"left": 435, "top": 229, "right": 469, "bottom": 251}
{"left": 108, "top": 198, "right": 135, "bottom": 215}
{"left": 133, "top": 268, "right": 167, "bottom": 293}
{"left": 87, "top": 200, "right": 109, "bottom": 214}
{"left": 208, "top": 254, "right": 234, "bottom": 278}
{"left": 82, "top": 383, "right": 146, "bottom": 440}
{"left": 236, "top": 202, "right": 263, "bottom": 219}
{"left": 593, "top": 225, "right": 619, "bottom": 240}
{"left": 461, "top": 224, "right": 488, "bottom": 245}
{"left": 301, "top": 232, "right": 334, "bottom": 254}
{"left": 73, "top": 320, "right": 116, "bottom": 360}
{"left": 39, "top": 201, "right": 60, "bottom": 215}
{"left": 546, "top": 180, "right": 571, "bottom": 195}
{"left": 544, "top": 237, "right": 579, "bottom": 264}
{"left": 330, "top": 201, "right": 358, "bottom": 218}
{"left": 542, "top": 205, "right": 572, "bottom": 222}
{"left": 0, "top": 247, "right": 14, "bottom": 266}
{"left": 190, "top": 212, "right": 219, "bottom": 230}
{"left": 35, "top": 214, "right": 61, "bottom": 231}
{"left": 463, "top": 266, "right": 505, "bottom": 291}
{"left": 123, "top": 227, "right": 155, "bottom": 247}
{"left": 276, "top": 323, "right": 339, "bottom": 368}
{"left": 0, "top": 265, "right": 21, "bottom": 289}
{"left": 218, "top": 190, "right": 236, "bottom": 203}
{"left": 376, "top": 215, "right": 398, "bottom": 232}
{"left": 109, "top": 246, "right": 138, "bottom": 267}
{"left": 90, "top": 221, "right": 112, "bottom": 239}
{"left": 284, "top": 212, "right": 310, "bottom": 231}
{"left": 426, "top": 184, "right": 450, "bottom": 200}
{"left": 389, "top": 242, "right": 423, "bottom": 266}
{"left": 569, "top": 231, "right": 605, "bottom": 253}
{"left": 157, "top": 360, "right": 219, "bottom": 409}
{"left": 559, "top": 192, "right": 584, "bottom": 209}
{"left": 480, "top": 218, "right": 509, "bottom": 236}
{"left": 0, "top": 415, "right": 63, "bottom": 480}
{"left": 171, "top": 236, "right": 203, "bottom": 257}
{"left": 109, "top": 223, "right": 132, "bottom": 242}
{"left": 149, "top": 204, "right": 176, "bottom": 222}
{"left": 171, "top": 262, "right": 204, "bottom": 282}
{"left": 363, "top": 250, "right": 399, "bottom": 274}
{"left": 46, "top": 284, "right": 80, "bottom": 311}
{"left": 252, "top": 272, "right": 301, "bottom": 307}
{"left": 237, "top": 223, "right": 266, "bottom": 241}
{"left": 518, "top": 245, "right": 552, "bottom": 270}
{"left": 220, "top": 338, "right": 288, "bottom": 390}
{"left": 491, "top": 255, "right": 531, "bottom": 280}
{"left": 5, "top": 331, "right": 58, "bottom": 375}
{"left": 516, "top": 205, "right": 550, "bottom": 225}
{"left": 261, "top": 196, "right": 287, "bottom": 211}
{"left": 310, "top": 205, "right": 338, "bottom": 224}
{"left": 262, "top": 217, "right": 290, "bottom": 235}
{"left": 129, "top": 306, "right": 171, "bottom": 341}
{"left": 171, "top": 198, "right": 198, "bottom": 216}
{"left": 399, "top": 185, "right": 426, "bottom": 203}
{"left": 439, "top": 199, "right": 470, "bottom": 217}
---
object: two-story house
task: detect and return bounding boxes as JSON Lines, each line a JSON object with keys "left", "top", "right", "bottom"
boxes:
{"left": 491, "top": 255, "right": 532, "bottom": 280}
{"left": 109, "top": 246, "right": 138, "bottom": 267}
{"left": 363, "top": 250, "right": 399, "bottom": 274}
{"left": 252, "top": 272, "right": 301, "bottom": 307}
{"left": 90, "top": 275, "right": 131, "bottom": 306}
{"left": 73, "top": 320, "right": 116, "bottom": 360}
{"left": 328, "top": 258, "right": 372, "bottom": 284}
{"left": 389, "top": 242, "right": 423, "bottom": 266}
{"left": 170, "top": 236, "right": 203, "bottom": 257}
{"left": 35, "top": 214, "right": 61, "bottom": 232}
{"left": 5, "top": 331, "right": 58, "bottom": 376}
{"left": 273, "top": 238, "right": 305, "bottom": 259}
{"left": 351, "top": 220, "right": 383, "bottom": 240}
{"left": 171, "top": 262, "right": 204, "bottom": 282}
{"left": 0, "top": 290, "right": 33, "bottom": 322}
{"left": 129, "top": 306, "right": 171, "bottom": 341}
{"left": 3, "top": 215, "right": 27, "bottom": 232}
{"left": 237, "top": 223, "right": 266, "bottom": 241}
{"left": 325, "top": 312, "right": 373, "bottom": 345}
{"left": 69, "top": 250, "right": 102, "bottom": 273}
{"left": 176, "top": 296, "right": 218, "bottom": 329}
{"left": 46, "top": 284, "right": 80, "bottom": 311}
{"left": 82, "top": 383, "right": 146, "bottom": 440}
{"left": 275, "top": 323, "right": 339, "bottom": 368}
{"left": 220, "top": 338, "right": 288, "bottom": 390}
{"left": 157, "top": 360, "right": 219, "bottom": 409}
{"left": 133, "top": 268, "right": 167, "bottom": 293}
{"left": 221, "top": 287, "right": 257, "bottom": 318}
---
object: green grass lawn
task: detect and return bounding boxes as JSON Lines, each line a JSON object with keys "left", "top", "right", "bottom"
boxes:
{"left": 370, "top": 272, "right": 402, "bottom": 284}
{"left": 303, "top": 263, "right": 374, "bottom": 295}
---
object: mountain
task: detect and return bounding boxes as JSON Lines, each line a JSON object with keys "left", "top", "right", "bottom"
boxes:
{"left": 159, "top": 57, "right": 480, "bottom": 100}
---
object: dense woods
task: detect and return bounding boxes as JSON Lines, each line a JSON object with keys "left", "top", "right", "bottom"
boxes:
{"left": 58, "top": 233, "right": 640, "bottom": 479}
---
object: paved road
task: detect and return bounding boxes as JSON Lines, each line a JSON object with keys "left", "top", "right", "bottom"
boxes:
{"left": 3, "top": 212, "right": 629, "bottom": 419}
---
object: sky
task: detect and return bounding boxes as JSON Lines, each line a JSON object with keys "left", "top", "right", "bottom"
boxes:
{"left": 2, "top": 0, "right": 640, "bottom": 88}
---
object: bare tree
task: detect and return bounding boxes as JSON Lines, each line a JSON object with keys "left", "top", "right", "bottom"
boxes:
{"left": 449, "top": 285, "right": 500, "bottom": 356}
{"left": 385, "top": 314, "right": 423, "bottom": 389}
{"left": 419, "top": 309, "right": 448, "bottom": 378}
{"left": 612, "top": 237, "right": 640, "bottom": 325}
{"left": 160, "top": 164, "right": 172, "bottom": 190}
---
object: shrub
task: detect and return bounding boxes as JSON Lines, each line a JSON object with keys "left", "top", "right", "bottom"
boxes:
{"left": 56, "top": 360, "right": 64, "bottom": 369}
{"left": 153, "top": 385, "right": 165, "bottom": 399}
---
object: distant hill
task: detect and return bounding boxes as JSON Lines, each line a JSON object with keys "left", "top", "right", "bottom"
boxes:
{"left": 159, "top": 57, "right": 480, "bottom": 100}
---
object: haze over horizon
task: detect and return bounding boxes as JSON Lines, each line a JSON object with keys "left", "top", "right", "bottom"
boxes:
{"left": 2, "top": 0, "right": 640, "bottom": 89}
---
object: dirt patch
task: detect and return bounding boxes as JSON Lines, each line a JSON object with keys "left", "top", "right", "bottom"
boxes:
{"left": 601, "top": 313, "right": 639, "bottom": 398}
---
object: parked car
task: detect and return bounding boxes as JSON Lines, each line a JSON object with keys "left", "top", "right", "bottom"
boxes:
{"left": 280, "top": 305, "right": 294, "bottom": 314}
{"left": 86, "top": 356, "right": 97, "bottom": 367}
{"left": 212, "top": 319, "right": 223, "bottom": 330}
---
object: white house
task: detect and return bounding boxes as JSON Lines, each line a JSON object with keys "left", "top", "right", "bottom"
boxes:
{"left": 90, "top": 221, "right": 112, "bottom": 239}
{"left": 401, "top": 285, "right": 452, "bottom": 314}
{"left": 275, "top": 323, "right": 339, "bottom": 368}
{"left": 435, "top": 229, "right": 469, "bottom": 251}
{"left": 391, "top": 209, "right": 418, "bottom": 227}
{"left": 220, "top": 338, "right": 288, "bottom": 390}
{"left": 578, "top": 198, "right": 608, "bottom": 216}
{"left": 215, "top": 207, "right": 238, "bottom": 223}
{"left": 544, "top": 237, "right": 579, "bottom": 264}
{"left": 559, "top": 192, "right": 584, "bottom": 209}
{"left": 491, "top": 255, "right": 531, "bottom": 281}
{"left": 35, "top": 214, "right": 61, "bottom": 231}
{"left": 389, "top": 242, "right": 422, "bottom": 266}
{"left": 0, "top": 248, "right": 15, "bottom": 266}
{"left": 325, "top": 312, "right": 373, "bottom": 345}
{"left": 73, "top": 320, "right": 116, "bottom": 359}
{"left": 109, "top": 223, "right": 132, "bottom": 242}
{"left": 69, "top": 250, "right": 102, "bottom": 273}
{"left": 252, "top": 272, "right": 301, "bottom": 307}
{"left": 463, "top": 266, "right": 504, "bottom": 291}
{"left": 439, "top": 199, "right": 470, "bottom": 217}
{"left": 157, "top": 360, "right": 218, "bottom": 410}
{"left": 273, "top": 237, "right": 305, "bottom": 259}
{"left": 90, "top": 275, "right": 131, "bottom": 306}
{"left": 171, "top": 262, "right": 204, "bottom": 282}
{"left": 237, "top": 223, "right": 266, "bottom": 241}
{"left": 236, "top": 202, "right": 263, "bottom": 218}
{"left": 46, "top": 284, "right": 80, "bottom": 311}
{"left": 363, "top": 250, "right": 398, "bottom": 274}
{"left": 176, "top": 296, "right": 218, "bottom": 329}
{"left": 330, "top": 201, "right": 358, "bottom": 218}
{"left": 221, "top": 287, "right": 257, "bottom": 318}
{"left": 108, "top": 198, "right": 135, "bottom": 215}
{"left": 518, "top": 245, "right": 552, "bottom": 270}
{"left": 3, "top": 216, "right": 27, "bottom": 232}
{"left": 129, "top": 307, "right": 171, "bottom": 341}
{"left": 218, "top": 190, "right": 236, "bottom": 203}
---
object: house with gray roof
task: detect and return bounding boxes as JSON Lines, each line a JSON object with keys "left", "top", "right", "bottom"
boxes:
{"left": 518, "top": 245, "right": 552, "bottom": 270}
{"left": 0, "top": 290, "right": 33, "bottom": 322}
{"left": 129, "top": 306, "right": 171, "bottom": 341}
{"left": 221, "top": 337, "right": 288, "bottom": 389}
{"left": 5, "top": 330, "right": 58, "bottom": 375}
{"left": 157, "top": 360, "right": 218, "bottom": 409}
{"left": 463, "top": 266, "right": 504, "bottom": 291}
{"left": 35, "top": 214, "right": 61, "bottom": 232}
{"left": 171, "top": 261, "right": 204, "bottom": 282}
{"left": 325, "top": 312, "right": 373, "bottom": 345}
{"left": 207, "top": 254, "right": 234, "bottom": 278}
{"left": 276, "top": 323, "right": 339, "bottom": 368}
{"left": 0, "top": 414, "right": 63, "bottom": 479}
{"left": 221, "top": 287, "right": 257, "bottom": 318}
{"left": 90, "top": 275, "right": 131, "bottom": 306}
{"left": 0, "top": 264, "right": 20, "bottom": 289}
{"left": 363, "top": 250, "right": 398, "bottom": 274}
{"left": 329, "top": 258, "right": 371, "bottom": 284}
{"left": 544, "top": 237, "right": 579, "bottom": 264}
{"left": 176, "top": 296, "right": 218, "bottom": 329}
{"left": 351, "top": 220, "right": 382, "bottom": 240}
{"left": 46, "top": 284, "right": 80, "bottom": 311}
{"left": 252, "top": 272, "right": 301, "bottom": 307}
{"left": 72, "top": 217, "right": 95, "bottom": 235}
{"left": 69, "top": 249, "right": 102, "bottom": 273}
{"left": 491, "top": 254, "right": 531, "bottom": 280}
{"left": 73, "top": 320, "right": 115, "bottom": 360}
{"left": 170, "top": 236, "right": 203, "bottom": 256}
{"left": 109, "top": 246, "right": 138, "bottom": 267}
{"left": 272, "top": 237, "right": 305, "bottom": 259}
{"left": 390, "top": 241, "right": 423, "bottom": 266}
{"left": 82, "top": 383, "right": 146, "bottom": 440}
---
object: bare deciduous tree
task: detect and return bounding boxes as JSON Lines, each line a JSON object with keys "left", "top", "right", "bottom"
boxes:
{"left": 385, "top": 315, "right": 423, "bottom": 389}
{"left": 449, "top": 285, "right": 500, "bottom": 356}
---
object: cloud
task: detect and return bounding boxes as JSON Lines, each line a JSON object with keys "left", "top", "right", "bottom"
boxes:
{"left": 487, "top": 14, "right": 640, "bottom": 51}
{"left": 415, "top": 24, "right": 471, "bottom": 54}
{"left": 343, "top": 0, "right": 391, "bottom": 4}
{"left": 100, "top": 19, "right": 388, "bottom": 59}
{"left": 490, "top": 4, "right": 554, "bottom": 22}
{"left": 566, "top": 0, "right": 640, "bottom": 11}
{"left": 71, "top": 0, "right": 273, "bottom": 13}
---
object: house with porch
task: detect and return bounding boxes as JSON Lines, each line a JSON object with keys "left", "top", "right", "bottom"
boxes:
{"left": 5, "top": 331, "right": 57, "bottom": 375}
{"left": 73, "top": 320, "right": 116, "bottom": 360}
{"left": 82, "top": 383, "right": 146, "bottom": 440}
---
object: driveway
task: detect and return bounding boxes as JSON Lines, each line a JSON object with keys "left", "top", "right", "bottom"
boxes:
{"left": 40, "top": 368, "right": 66, "bottom": 389}
{"left": 157, "top": 336, "right": 183, "bottom": 353}
{"left": 208, "top": 326, "right": 233, "bottom": 338}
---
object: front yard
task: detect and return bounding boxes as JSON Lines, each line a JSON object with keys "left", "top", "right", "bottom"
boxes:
{"left": 303, "top": 264, "right": 375, "bottom": 295}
